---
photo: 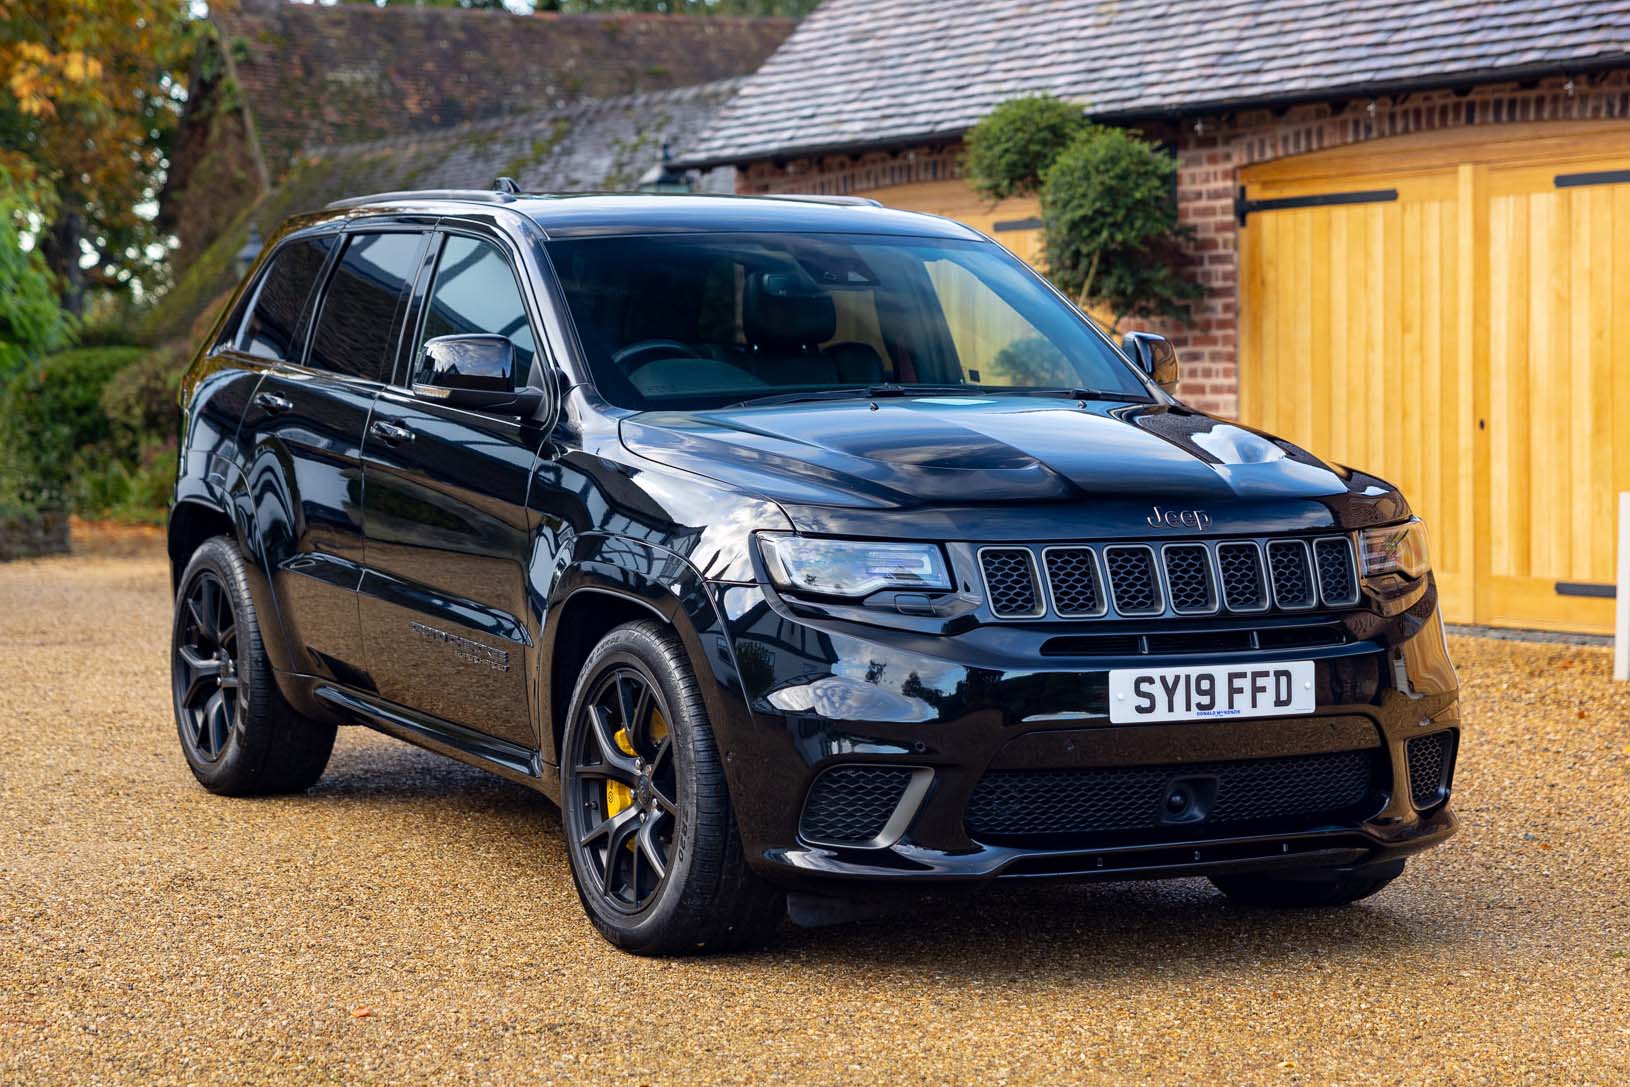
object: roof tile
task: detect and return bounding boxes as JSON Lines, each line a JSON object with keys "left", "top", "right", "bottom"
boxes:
{"left": 684, "top": 0, "right": 1630, "bottom": 164}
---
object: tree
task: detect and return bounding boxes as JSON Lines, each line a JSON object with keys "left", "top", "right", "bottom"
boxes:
{"left": 1040, "top": 126, "right": 1202, "bottom": 325}
{"left": 0, "top": 0, "right": 192, "bottom": 316}
{"left": 359, "top": 0, "right": 822, "bottom": 11}
{"left": 963, "top": 95, "right": 1200, "bottom": 326}
{"left": 0, "top": 171, "right": 73, "bottom": 381}
{"left": 963, "top": 95, "right": 1089, "bottom": 202}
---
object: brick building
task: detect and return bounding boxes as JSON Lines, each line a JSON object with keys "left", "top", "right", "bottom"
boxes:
{"left": 680, "top": 0, "right": 1630, "bottom": 633}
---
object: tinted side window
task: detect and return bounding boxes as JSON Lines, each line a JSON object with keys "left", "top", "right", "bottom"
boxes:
{"left": 238, "top": 236, "right": 336, "bottom": 361}
{"left": 308, "top": 232, "right": 423, "bottom": 381}
{"left": 416, "top": 235, "right": 536, "bottom": 387}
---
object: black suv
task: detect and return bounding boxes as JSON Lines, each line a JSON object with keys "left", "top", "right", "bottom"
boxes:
{"left": 168, "top": 191, "right": 1459, "bottom": 954}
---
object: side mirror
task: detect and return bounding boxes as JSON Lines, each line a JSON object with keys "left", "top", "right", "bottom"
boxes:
{"left": 413, "top": 334, "right": 544, "bottom": 417}
{"left": 1121, "top": 331, "right": 1180, "bottom": 395}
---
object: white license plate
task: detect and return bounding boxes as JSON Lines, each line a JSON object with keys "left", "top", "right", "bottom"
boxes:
{"left": 1107, "top": 660, "right": 1316, "bottom": 724}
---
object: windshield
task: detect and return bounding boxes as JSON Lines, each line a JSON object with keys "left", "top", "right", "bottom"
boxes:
{"left": 544, "top": 232, "right": 1151, "bottom": 411}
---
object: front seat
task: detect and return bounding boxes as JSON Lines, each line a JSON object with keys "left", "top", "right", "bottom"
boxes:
{"left": 742, "top": 273, "right": 885, "bottom": 385}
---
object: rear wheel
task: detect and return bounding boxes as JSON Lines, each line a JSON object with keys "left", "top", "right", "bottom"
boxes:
{"left": 561, "top": 620, "right": 783, "bottom": 955}
{"left": 171, "top": 536, "right": 336, "bottom": 795}
{"left": 1209, "top": 859, "right": 1404, "bottom": 908}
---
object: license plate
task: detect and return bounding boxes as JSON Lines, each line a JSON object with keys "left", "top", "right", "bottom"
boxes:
{"left": 1107, "top": 661, "right": 1316, "bottom": 724}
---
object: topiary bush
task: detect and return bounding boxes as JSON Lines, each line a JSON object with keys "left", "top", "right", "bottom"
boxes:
{"left": 962, "top": 95, "right": 1201, "bottom": 328}
{"left": 1040, "top": 126, "right": 1203, "bottom": 325}
{"left": 963, "top": 96, "right": 1091, "bottom": 202}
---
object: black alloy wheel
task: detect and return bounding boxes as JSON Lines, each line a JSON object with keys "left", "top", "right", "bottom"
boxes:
{"left": 567, "top": 665, "right": 678, "bottom": 912}
{"left": 170, "top": 535, "right": 336, "bottom": 795}
{"left": 559, "top": 621, "right": 784, "bottom": 954}
{"left": 174, "top": 570, "right": 243, "bottom": 763}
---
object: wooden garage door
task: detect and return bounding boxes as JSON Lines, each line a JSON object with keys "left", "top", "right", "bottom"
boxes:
{"left": 1240, "top": 123, "right": 1630, "bottom": 633}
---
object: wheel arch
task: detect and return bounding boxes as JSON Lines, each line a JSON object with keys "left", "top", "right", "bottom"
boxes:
{"left": 538, "top": 537, "right": 749, "bottom": 774}
{"left": 168, "top": 498, "right": 239, "bottom": 592}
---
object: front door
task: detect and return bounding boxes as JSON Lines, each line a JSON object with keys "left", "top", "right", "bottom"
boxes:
{"left": 360, "top": 229, "right": 544, "bottom": 748}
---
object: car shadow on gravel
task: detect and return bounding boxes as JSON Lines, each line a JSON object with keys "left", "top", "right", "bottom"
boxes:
{"left": 763, "top": 877, "right": 1464, "bottom": 982}
{"left": 300, "top": 731, "right": 1462, "bottom": 976}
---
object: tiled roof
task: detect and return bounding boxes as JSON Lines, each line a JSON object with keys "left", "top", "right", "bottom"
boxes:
{"left": 682, "top": 0, "right": 1630, "bottom": 165}
{"left": 294, "top": 81, "right": 743, "bottom": 203}
{"left": 217, "top": 0, "right": 794, "bottom": 173}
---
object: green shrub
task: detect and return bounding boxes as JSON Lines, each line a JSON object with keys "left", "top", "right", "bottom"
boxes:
{"left": 1040, "top": 127, "right": 1202, "bottom": 325}
{"left": 102, "top": 340, "right": 186, "bottom": 452}
{"left": 0, "top": 346, "right": 147, "bottom": 509}
{"left": 71, "top": 437, "right": 176, "bottom": 525}
{"left": 0, "top": 171, "right": 74, "bottom": 382}
{"left": 963, "top": 96, "right": 1091, "bottom": 202}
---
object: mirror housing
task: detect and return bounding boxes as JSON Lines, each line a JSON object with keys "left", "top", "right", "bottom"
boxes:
{"left": 1121, "top": 331, "right": 1180, "bottom": 395}
{"left": 413, "top": 334, "right": 544, "bottom": 417}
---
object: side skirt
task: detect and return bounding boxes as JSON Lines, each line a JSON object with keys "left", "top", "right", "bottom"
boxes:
{"left": 311, "top": 682, "right": 562, "bottom": 804}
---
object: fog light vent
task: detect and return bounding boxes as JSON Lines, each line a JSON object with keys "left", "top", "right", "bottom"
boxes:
{"left": 799, "top": 765, "right": 915, "bottom": 846}
{"left": 1406, "top": 729, "right": 1457, "bottom": 808}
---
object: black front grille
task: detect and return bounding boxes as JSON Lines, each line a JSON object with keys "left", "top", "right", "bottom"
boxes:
{"left": 800, "top": 765, "right": 914, "bottom": 845}
{"left": 1406, "top": 730, "right": 1457, "bottom": 808}
{"left": 1267, "top": 540, "right": 1316, "bottom": 608}
{"left": 1216, "top": 542, "right": 1268, "bottom": 611}
{"left": 984, "top": 536, "right": 1360, "bottom": 620}
{"left": 1314, "top": 537, "right": 1360, "bottom": 605}
{"left": 1104, "top": 546, "right": 1160, "bottom": 614}
{"left": 980, "top": 547, "right": 1041, "bottom": 617}
{"left": 1162, "top": 544, "right": 1216, "bottom": 613}
{"left": 965, "top": 750, "right": 1377, "bottom": 840}
{"left": 1043, "top": 547, "right": 1102, "bottom": 616}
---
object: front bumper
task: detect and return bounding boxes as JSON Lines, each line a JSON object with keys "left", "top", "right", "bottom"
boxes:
{"left": 706, "top": 574, "right": 1460, "bottom": 892}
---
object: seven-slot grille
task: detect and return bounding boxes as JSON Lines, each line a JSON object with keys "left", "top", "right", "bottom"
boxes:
{"left": 980, "top": 536, "right": 1361, "bottom": 620}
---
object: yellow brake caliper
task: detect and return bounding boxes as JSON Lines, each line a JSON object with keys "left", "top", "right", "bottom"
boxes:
{"left": 604, "top": 708, "right": 669, "bottom": 846}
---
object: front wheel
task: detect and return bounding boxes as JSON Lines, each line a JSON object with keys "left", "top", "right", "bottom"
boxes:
{"left": 560, "top": 620, "right": 783, "bottom": 955}
{"left": 1209, "top": 859, "right": 1404, "bottom": 908}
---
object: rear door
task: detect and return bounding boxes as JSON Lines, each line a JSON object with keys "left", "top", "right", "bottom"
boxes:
{"left": 239, "top": 227, "right": 427, "bottom": 685}
{"left": 358, "top": 224, "right": 547, "bottom": 748}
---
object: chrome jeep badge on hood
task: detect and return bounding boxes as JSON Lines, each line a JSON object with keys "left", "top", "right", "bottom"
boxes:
{"left": 1147, "top": 506, "right": 1213, "bottom": 530}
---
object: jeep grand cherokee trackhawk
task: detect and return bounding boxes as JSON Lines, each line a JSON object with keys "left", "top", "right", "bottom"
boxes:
{"left": 167, "top": 190, "right": 1459, "bottom": 954}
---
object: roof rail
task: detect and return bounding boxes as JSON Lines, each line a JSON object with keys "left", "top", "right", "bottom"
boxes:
{"left": 756, "top": 193, "right": 883, "bottom": 208}
{"left": 323, "top": 189, "right": 517, "bottom": 210}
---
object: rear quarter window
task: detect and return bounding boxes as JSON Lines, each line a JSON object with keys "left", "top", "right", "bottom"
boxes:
{"left": 236, "top": 235, "right": 337, "bottom": 361}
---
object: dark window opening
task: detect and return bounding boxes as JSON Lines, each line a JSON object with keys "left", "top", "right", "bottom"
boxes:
{"left": 308, "top": 232, "right": 423, "bottom": 381}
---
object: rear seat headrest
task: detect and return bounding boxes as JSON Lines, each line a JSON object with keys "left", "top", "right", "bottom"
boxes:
{"left": 743, "top": 272, "right": 836, "bottom": 350}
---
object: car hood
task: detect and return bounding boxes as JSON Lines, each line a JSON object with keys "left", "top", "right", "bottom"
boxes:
{"left": 619, "top": 397, "right": 1369, "bottom": 516}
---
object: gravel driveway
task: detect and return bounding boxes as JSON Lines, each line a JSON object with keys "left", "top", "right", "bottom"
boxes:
{"left": 3, "top": 535, "right": 1628, "bottom": 1085}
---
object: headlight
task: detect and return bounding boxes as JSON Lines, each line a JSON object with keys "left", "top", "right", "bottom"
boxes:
{"left": 1359, "top": 518, "right": 1430, "bottom": 579}
{"left": 757, "top": 533, "right": 950, "bottom": 597}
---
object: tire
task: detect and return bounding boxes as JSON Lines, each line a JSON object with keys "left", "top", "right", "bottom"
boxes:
{"left": 171, "top": 535, "right": 336, "bottom": 795}
{"left": 560, "top": 620, "right": 784, "bottom": 955}
{"left": 1209, "top": 859, "right": 1404, "bottom": 908}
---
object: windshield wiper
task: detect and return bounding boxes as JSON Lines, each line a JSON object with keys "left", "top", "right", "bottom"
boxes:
{"left": 727, "top": 383, "right": 1152, "bottom": 409}
{"left": 974, "top": 386, "right": 1155, "bottom": 403}
{"left": 728, "top": 383, "right": 970, "bottom": 408}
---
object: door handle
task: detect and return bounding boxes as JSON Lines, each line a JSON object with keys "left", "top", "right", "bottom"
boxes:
{"left": 369, "top": 420, "right": 415, "bottom": 445}
{"left": 254, "top": 391, "right": 293, "bottom": 414}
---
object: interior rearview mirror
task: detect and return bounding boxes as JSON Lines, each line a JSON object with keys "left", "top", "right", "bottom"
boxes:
{"left": 414, "top": 334, "right": 544, "bottom": 417}
{"left": 1121, "top": 331, "right": 1180, "bottom": 395}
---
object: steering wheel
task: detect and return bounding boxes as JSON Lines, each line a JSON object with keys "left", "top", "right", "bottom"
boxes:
{"left": 611, "top": 339, "right": 699, "bottom": 375}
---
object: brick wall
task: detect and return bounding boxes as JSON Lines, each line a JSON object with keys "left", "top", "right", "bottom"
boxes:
{"left": 736, "top": 69, "right": 1630, "bottom": 418}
